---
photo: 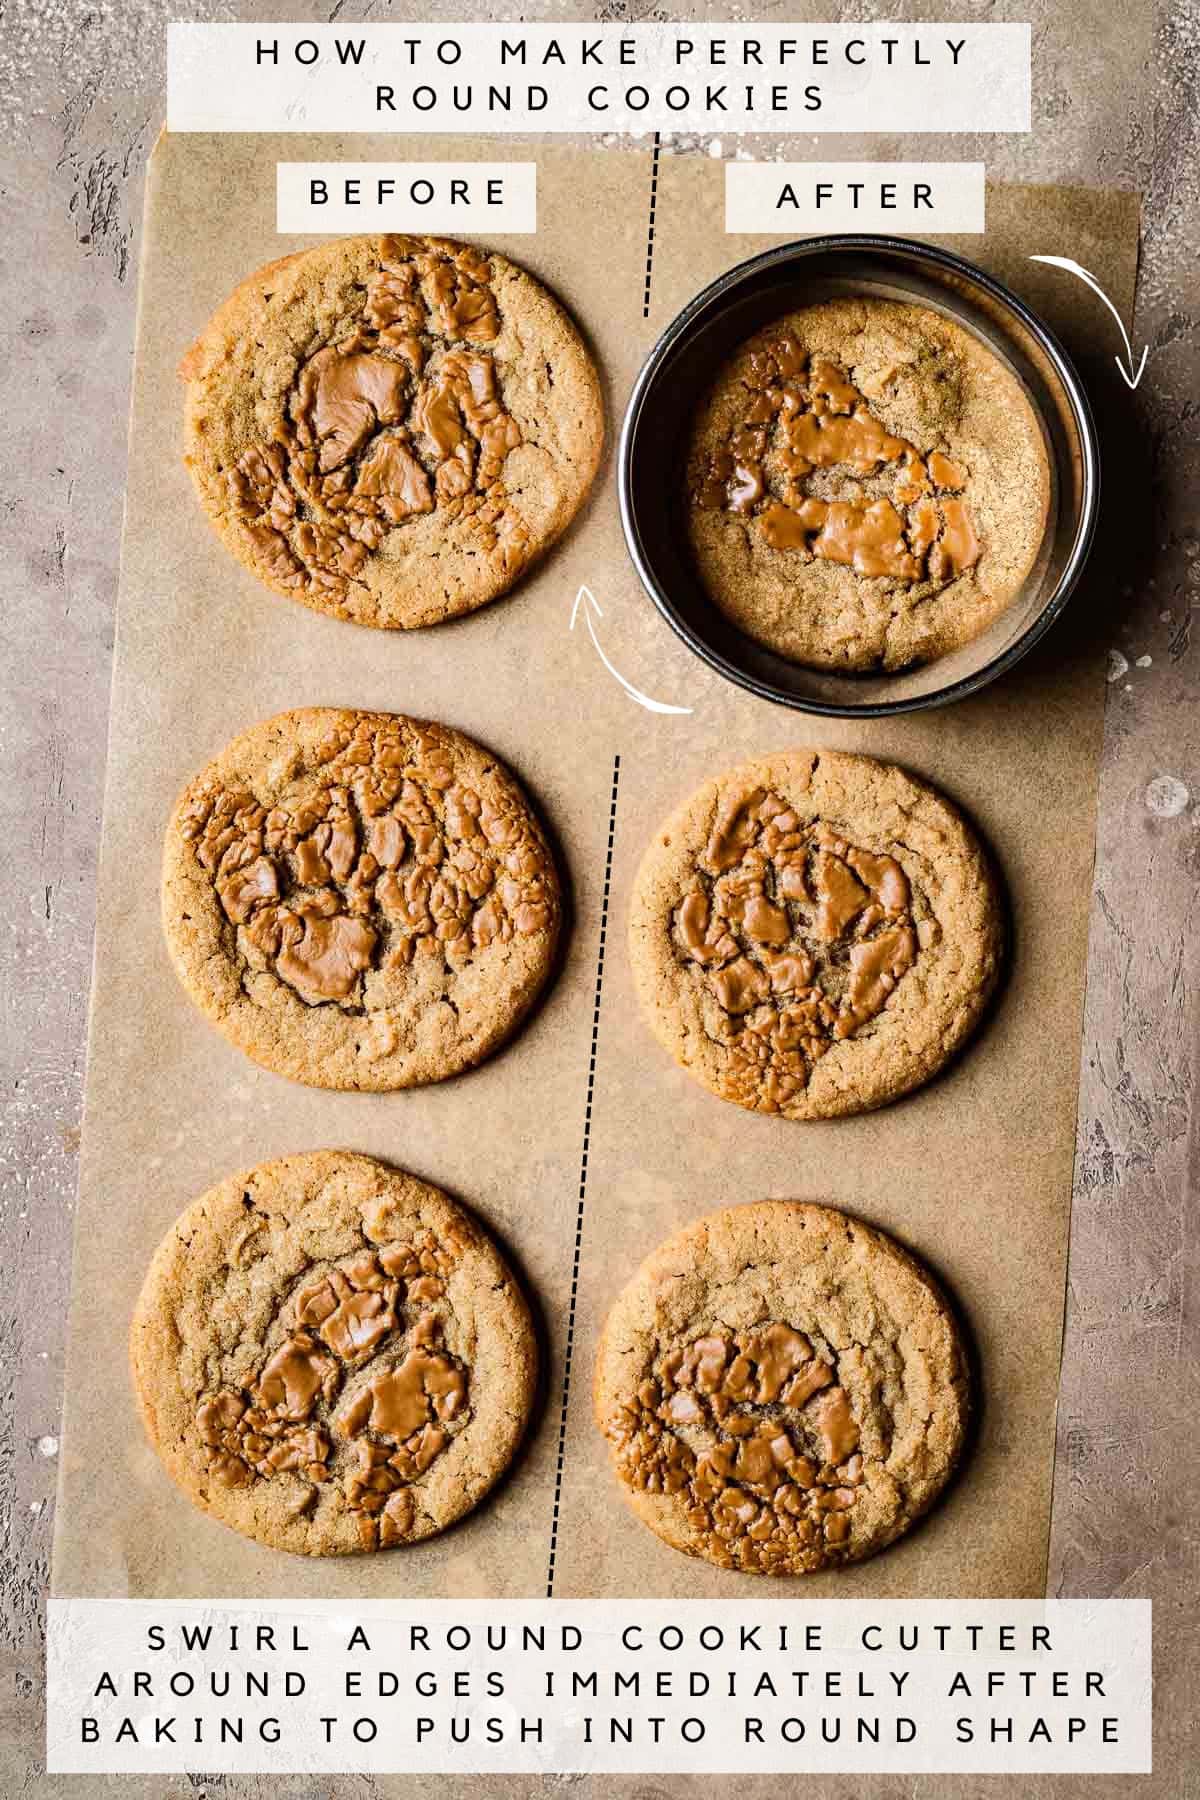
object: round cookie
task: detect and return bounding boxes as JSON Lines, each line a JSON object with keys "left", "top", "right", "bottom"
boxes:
{"left": 595, "top": 1201, "right": 970, "bottom": 1576}
{"left": 163, "top": 707, "right": 560, "bottom": 1091}
{"left": 685, "top": 295, "right": 1050, "bottom": 671}
{"left": 180, "top": 233, "right": 604, "bottom": 628}
{"left": 131, "top": 1151, "right": 537, "bottom": 1556}
{"left": 629, "top": 749, "right": 1003, "bottom": 1120}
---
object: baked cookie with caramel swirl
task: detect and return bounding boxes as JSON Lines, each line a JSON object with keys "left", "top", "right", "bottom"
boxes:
{"left": 180, "top": 234, "right": 603, "bottom": 627}
{"left": 162, "top": 708, "right": 560, "bottom": 1090}
{"left": 131, "top": 1152, "right": 536, "bottom": 1555}
{"left": 595, "top": 1202, "right": 970, "bottom": 1576}
{"left": 686, "top": 296, "right": 1049, "bottom": 671}
{"left": 629, "top": 750, "right": 1003, "bottom": 1120}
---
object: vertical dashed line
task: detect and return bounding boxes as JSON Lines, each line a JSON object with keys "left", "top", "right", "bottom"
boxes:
{"left": 545, "top": 754, "right": 621, "bottom": 1598}
{"left": 641, "top": 132, "right": 662, "bottom": 320}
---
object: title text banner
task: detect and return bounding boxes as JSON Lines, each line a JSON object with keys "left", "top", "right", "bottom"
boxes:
{"left": 168, "top": 24, "right": 1031, "bottom": 135}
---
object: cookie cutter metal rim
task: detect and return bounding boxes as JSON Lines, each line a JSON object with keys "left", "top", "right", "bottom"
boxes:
{"left": 618, "top": 232, "right": 1100, "bottom": 718}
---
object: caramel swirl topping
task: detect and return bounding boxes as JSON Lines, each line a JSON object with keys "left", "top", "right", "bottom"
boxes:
{"left": 605, "top": 1323, "right": 866, "bottom": 1573}
{"left": 224, "top": 237, "right": 529, "bottom": 602}
{"left": 696, "top": 337, "right": 981, "bottom": 585}
{"left": 196, "top": 1231, "right": 468, "bottom": 1548}
{"left": 179, "top": 716, "right": 555, "bottom": 1014}
{"left": 673, "top": 786, "right": 921, "bottom": 1112}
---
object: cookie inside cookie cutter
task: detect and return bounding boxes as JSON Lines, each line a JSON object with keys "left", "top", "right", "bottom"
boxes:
{"left": 619, "top": 233, "right": 1097, "bottom": 717}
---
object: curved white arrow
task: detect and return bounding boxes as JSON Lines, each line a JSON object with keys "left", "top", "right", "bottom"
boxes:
{"left": 570, "top": 584, "right": 693, "bottom": 716}
{"left": 1029, "top": 254, "right": 1149, "bottom": 390}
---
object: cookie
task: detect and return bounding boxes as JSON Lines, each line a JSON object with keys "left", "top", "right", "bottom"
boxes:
{"left": 685, "top": 296, "right": 1050, "bottom": 671}
{"left": 162, "top": 708, "right": 560, "bottom": 1091}
{"left": 180, "top": 233, "right": 604, "bottom": 628}
{"left": 595, "top": 1201, "right": 969, "bottom": 1576}
{"left": 629, "top": 749, "right": 1003, "bottom": 1120}
{"left": 130, "top": 1152, "right": 537, "bottom": 1556}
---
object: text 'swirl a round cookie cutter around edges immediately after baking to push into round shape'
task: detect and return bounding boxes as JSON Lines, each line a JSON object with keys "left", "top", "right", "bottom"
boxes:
{"left": 619, "top": 234, "right": 1099, "bottom": 716}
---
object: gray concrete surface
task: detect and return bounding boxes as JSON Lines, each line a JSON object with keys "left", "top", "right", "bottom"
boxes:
{"left": 1, "top": 1, "right": 1196, "bottom": 1795}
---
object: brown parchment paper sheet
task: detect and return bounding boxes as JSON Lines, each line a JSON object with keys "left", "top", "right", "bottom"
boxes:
{"left": 52, "top": 135, "right": 1138, "bottom": 1605}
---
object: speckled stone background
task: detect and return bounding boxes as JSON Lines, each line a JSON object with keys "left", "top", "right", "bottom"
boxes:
{"left": 1, "top": 2, "right": 1196, "bottom": 1796}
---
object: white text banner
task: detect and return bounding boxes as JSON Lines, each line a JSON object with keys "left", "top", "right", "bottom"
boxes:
{"left": 276, "top": 161, "right": 537, "bottom": 232}
{"left": 726, "top": 161, "right": 986, "bottom": 233}
{"left": 48, "top": 1597, "right": 1150, "bottom": 1776}
{"left": 168, "top": 25, "right": 1031, "bottom": 135}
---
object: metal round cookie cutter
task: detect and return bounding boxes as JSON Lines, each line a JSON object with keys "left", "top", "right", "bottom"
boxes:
{"left": 618, "top": 234, "right": 1099, "bottom": 717}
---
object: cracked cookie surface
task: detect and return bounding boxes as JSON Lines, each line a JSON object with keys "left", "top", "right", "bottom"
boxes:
{"left": 130, "top": 1151, "right": 537, "bottom": 1556}
{"left": 685, "top": 296, "right": 1050, "bottom": 672}
{"left": 162, "top": 707, "right": 560, "bottom": 1091}
{"left": 181, "top": 233, "right": 603, "bottom": 628}
{"left": 629, "top": 750, "right": 1003, "bottom": 1120}
{"left": 595, "top": 1202, "right": 970, "bottom": 1576}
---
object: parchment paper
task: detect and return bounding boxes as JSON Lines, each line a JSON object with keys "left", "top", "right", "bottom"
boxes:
{"left": 52, "top": 135, "right": 1139, "bottom": 1604}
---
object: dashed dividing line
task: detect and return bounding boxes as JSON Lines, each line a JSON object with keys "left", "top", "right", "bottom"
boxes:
{"left": 545, "top": 753, "right": 621, "bottom": 1598}
{"left": 641, "top": 132, "right": 662, "bottom": 319}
